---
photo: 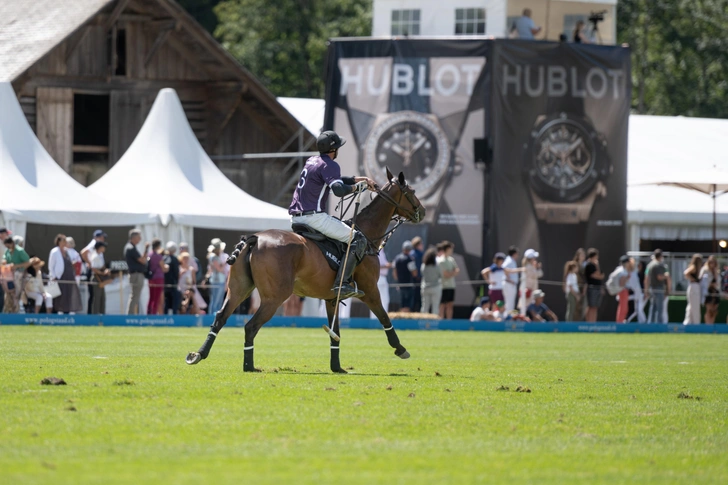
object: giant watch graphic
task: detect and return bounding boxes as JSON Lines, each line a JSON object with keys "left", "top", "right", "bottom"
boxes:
{"left": 524, "top": 112, "right": 611, "bottom": 224}
{"left": 523, "top": 111, "right": 612, "bottom": 277}
{"left": 361, "top": 111, "right": 457, "bottom": 221}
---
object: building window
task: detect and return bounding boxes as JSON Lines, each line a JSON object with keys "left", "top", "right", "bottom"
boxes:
{"left": 563, "top": 14, "right": 589, "bottom": 41}
{"left": 455, "top": 8, "right": 485, "bottom": 35}
{"left": 391, "top": 9, "right": 420, "bottom": 36}
{"left": 106, "top": 28, "right": 127, "bottom": 76}
{"left": 73, "top": 93, "right": 110, "bottom": 165}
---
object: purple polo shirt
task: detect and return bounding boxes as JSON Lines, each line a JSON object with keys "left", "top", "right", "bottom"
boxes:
{"left": 289, "top": 154, "right": 343, "bottom": 214}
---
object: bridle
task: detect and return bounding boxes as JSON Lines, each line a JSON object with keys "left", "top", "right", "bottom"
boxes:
{"left": 373, "top": 180, "right": 424, "bottom": 224}
{"left": 335, "top": 179, "right": 425, "bottom": 253}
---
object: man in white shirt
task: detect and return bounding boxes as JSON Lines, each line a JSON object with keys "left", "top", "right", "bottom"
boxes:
{"left": 90, "top": 242, "right": 109, "bottom": 314}
{"left": 502, "top": 246, "right": 519, "bottom": 312}
{"left": 470, "top": 296, "right": 499, "bottom": 322}
{"left": 625, "top": 257, "right": 646, "bottom": 323}
{"left": 81, "top": 229, "right": 106, "bottom": 314}
{"left": 514, "top": 9, "right": 542, "bottom": 39}
{"left": 370, "top": 250, "right": 392, "bottom": 319}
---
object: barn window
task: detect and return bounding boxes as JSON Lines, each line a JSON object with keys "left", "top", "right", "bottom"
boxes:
{"left": 106, "top": 28, "right": 127, "bottom": 76}
{"left": 73, "top": 93, "right": 110, "bottom": 165}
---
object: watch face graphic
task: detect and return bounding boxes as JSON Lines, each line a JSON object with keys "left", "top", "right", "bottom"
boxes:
{"left": 363, "top": 111, "right": 451, "bottom": 198}
{"left": 526, "top": 113, "right": 607, "bottom": 203}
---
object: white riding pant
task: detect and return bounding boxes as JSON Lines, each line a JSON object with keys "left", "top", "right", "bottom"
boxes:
{"left": 292, "top": 213, "right": 352, "bottom": 243}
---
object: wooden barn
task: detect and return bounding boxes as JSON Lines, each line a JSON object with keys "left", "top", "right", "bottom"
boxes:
{"left": 0, "top": 0, "right": 315, "bottom": 205}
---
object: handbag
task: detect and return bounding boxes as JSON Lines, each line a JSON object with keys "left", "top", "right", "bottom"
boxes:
{"left": 45, "top": 281, "right": 62, "bottom": 298}
{"left": 145, "top": 260, "right": 155, "bottom": 280}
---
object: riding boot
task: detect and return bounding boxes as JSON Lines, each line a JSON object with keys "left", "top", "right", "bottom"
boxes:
{"left": 331, "top": 234, "right": 365, "bottom": 299}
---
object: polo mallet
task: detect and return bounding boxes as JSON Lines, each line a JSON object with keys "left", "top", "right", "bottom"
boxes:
{"left": 323, "top": 189, "right": 364, "bottom": 341}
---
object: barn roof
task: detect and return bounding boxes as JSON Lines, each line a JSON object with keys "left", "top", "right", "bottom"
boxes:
{"left": 0, "top": 0, "right": 112, "bottom": 82}
{"left": 0, "top": 0, "right": 313, "bottom": 142}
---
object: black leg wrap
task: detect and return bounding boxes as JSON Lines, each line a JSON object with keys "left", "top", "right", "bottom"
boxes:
{"left": 385, "top": 326, "right": 401, "bottom": 349}
{"left": 330, "top": 342, "right": 341, "bottom": 372}
{"left": 198, "top": 331, "right": 218, "bottom": 359}
{"left": 243, "top": 347, "right": 256, "bottom": 372}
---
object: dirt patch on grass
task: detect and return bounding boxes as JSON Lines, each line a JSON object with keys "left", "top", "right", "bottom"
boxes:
{"left": 113, "top": 379, "right": 135, "bottom": 386}
{"left": 516, "top": 386, "right": 532, "bottom": 393}
{"left": 677, "top": 392, "right": 702, "bottom": 401}
{"left": 496, "top": 385, "right": 509, "bottom": 391}
{"left": 40, "top": 377, "right": 66, "bottom": 385}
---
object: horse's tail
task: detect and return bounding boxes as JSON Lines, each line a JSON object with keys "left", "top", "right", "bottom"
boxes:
{"left": 227, "top": 235, "right": 257, "bottom": 265}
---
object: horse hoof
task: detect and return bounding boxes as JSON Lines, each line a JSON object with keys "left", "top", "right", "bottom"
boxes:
{"left": 395, "top": 350, "right": 410, "bottom": 360}
{"left": 186, "top": 352, "right": 202, "bottom": 365}
{"left": 331, "top": 368, "right": 348, "bottom": 374}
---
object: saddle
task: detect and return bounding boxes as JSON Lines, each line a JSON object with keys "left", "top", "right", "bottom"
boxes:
{"left": 292, "top": 223, "right": 348, "bottom": 272}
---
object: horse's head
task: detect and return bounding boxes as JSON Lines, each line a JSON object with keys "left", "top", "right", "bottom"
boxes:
{"left": 379, "top": 168, "right": 426, "bottom": 223}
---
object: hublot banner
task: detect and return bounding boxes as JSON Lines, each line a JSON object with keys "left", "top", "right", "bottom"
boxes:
{"left": 325, "top": 39, "right": 490, "bottom": 308}
{"left": 325, "top": 39, "right": 630, "bottom": 316}
{"left": 491, "top": 40, "right": 630, "bottom": 317}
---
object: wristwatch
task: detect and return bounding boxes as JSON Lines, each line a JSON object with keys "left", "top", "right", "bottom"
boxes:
{"left": 523, "top": 112, "right": 610, "bottom": 224}
{"left": 360, "top": 111, "right": 462, "bottom": 222}
{"left": 523, "top": 111, "right": 611, "bottom": 274}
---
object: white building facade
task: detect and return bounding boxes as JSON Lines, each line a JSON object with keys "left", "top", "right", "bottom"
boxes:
{"left": 373, "top": 0, "right": 618, "bottom": 45}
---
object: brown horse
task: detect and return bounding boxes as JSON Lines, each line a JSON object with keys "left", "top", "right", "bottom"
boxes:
{"left": 186, "top": 169, "right": 425, "bottom": 373}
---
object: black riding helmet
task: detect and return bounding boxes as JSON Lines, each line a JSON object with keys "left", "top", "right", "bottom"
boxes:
{"left": 317, "top": 130, "right": 346, "bottom": 153}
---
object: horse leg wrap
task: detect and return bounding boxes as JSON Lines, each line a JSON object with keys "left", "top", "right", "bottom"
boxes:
{"left": 385, "top": 326, "right": 401, "bottom": 348}
{"left": 243, "top": 346, "right": 256, "bottom": 372}
{"left": 330, "top": 341, "right": 341, "bottom": 371}
{"left": 198, "top": 330, "right": 218, "bottom": 359}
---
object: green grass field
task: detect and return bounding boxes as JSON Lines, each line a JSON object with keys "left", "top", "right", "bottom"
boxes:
{"left": 1, "top": 326, "right": 727, "bottom": 484}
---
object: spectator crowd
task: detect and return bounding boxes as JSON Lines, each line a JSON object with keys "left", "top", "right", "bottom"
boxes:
{"left": 1, "top": 226, "right": 726, "bottom": 324}
{"left": 469, "top": 245, "right": 727, "bottom": 325}
{"left": 0, "top": 227, "right": 249, "bottom": 317}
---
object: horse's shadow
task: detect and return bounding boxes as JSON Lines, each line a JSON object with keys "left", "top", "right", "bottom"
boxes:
{"left": 273, "top": 371, "right": 413, "bottom": 377}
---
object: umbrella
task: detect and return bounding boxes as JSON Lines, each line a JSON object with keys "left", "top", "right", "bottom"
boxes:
{"left": 631, "top": 169, "right": 728, "bottom": 252}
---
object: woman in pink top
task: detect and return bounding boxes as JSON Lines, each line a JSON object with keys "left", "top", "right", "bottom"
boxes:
{"left": 147, "top": 239, "right": 169, "bottom": 315}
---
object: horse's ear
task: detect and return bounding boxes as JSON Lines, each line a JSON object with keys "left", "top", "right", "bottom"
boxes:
{"left": 398, "top": 172, "right": 406, "bottom": 185}
{"left": 386, "top": 167, "right": 394, "bottom": 181}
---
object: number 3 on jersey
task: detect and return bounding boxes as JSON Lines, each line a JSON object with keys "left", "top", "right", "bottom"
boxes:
{"left": 297, "top": 168, "right": 308, "bottom": 189}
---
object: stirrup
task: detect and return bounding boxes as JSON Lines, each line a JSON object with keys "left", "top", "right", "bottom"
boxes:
{"left": 332, "top": 281, "right": 364, "bottom": 300}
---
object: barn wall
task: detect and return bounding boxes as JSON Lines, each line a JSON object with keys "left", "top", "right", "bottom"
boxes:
{"left": 36, "top": 87, "right": 73, "bottom": 172}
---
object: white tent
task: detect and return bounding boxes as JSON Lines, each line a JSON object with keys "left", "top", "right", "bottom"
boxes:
{"left": 88, "top": 88, "right": 291, "bottom": 245}
{"left": 277, "top": 97, "right": 325, "bottom": 135}
{"left": 0, "top": 82, "right": 153, "bottom": 238}
{"left": 627, "top": 115, "right": 728, "bottom": 248}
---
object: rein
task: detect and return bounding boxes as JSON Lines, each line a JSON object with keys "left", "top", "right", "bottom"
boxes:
{"left": 335, "top": 180, "right": 423, "bottom": 253}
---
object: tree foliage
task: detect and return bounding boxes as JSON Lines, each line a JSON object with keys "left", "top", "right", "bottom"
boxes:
{"left": 200, "top": 0, "right": 728, "bottom": 117}
{"left": 213, "top": 0, "right": 372, "bottom": 98}
{"left": 178, "top": 0, "right": 223, "bottom": 34}
{"left": 617, "top": 0, "right": 728, "bottom": 118}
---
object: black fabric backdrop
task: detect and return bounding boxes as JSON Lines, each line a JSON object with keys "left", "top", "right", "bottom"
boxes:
{"left": 490, "top": 40, "right": 631, "bottom": 318}
{"left": 323, "top": 38, "right": 631, "bottom": 317}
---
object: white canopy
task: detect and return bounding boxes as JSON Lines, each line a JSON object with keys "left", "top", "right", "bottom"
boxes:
{"left": 627, "top": 114, "right": 728, "bottom": 246}
{"left": 0, "top": 82, "right": 152, "bottom": 237}
{"left": 277, "top": 96, "right": 325, "bottom": 135}
{"left": 89, "top": 88, "right": 290, "bottom": 232}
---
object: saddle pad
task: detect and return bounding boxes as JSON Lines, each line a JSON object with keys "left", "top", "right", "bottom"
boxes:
{"left": 292, "top": 224, "right": 346, "bottom": 271}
